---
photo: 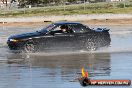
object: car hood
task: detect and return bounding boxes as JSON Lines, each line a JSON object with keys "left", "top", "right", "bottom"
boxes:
{"left": 8, "top": 32, "right": 44, "bottom": 40}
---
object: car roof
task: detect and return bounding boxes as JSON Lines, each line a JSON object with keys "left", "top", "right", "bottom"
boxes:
{"left": 53, "top": 22, "right": 82, "bottom": 25}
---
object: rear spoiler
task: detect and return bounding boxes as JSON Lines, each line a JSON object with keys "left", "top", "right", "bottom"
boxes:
{"left": 96, "top": 28, "right": 110, "bottom": 32}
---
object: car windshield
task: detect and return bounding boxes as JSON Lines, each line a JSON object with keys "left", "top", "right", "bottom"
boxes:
{"left": 38, "top": 24, "right": 56, "bottom": 33}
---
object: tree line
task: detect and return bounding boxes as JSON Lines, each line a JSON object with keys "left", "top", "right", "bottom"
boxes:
{"left": 18, "top": 0, "right": 104, "bottom": 7}
{"left": 2, "top": 0, "right": 130, "bottom": 7}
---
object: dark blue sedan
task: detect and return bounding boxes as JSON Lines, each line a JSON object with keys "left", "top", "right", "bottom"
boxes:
{"left": 7, "top": 22, "right": 111, "bottom": 53}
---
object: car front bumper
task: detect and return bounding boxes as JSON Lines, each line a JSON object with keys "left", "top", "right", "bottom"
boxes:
{"left": 7, "top": 41, "right": 24, "bottom": 50}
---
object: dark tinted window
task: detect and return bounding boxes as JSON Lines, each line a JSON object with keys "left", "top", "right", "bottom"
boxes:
{"left": 39, "top": 24, "right": 56, "bottom": 33}
{"left": 68, "top": 24, "right": 91, "bottom": 33}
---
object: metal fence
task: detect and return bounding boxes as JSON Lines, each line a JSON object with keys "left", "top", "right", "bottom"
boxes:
{"left": 0, "top": 0, "right": 132, "bottom": 17}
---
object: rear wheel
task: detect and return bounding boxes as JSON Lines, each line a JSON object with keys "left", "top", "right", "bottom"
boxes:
{"left": 23, "top": 41, "right": 36, "bottom": 53}
{"left": 84, "top": 40, "right": 97, "bottom": 51}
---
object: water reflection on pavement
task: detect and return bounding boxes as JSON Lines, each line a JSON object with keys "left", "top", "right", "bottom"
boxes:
{"left": 4, "top": 52, "right": 111, "bottom": 88}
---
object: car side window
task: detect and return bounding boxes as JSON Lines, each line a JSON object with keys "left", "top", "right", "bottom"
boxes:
{"left": 50, "top": 25, "right": 73, "bottom": 34}
{"left": 69, "top": 24, "right": 91, "bottom": 33}
{"left": 52, "top": 26, "right": 62, "bottom": 31}
{"left": 49, "top": 26, "right": 62, "bottom": 34}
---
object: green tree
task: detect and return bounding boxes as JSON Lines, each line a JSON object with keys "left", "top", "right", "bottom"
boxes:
{"left": 67, "top": 0, "right": 77, "bottom": 3}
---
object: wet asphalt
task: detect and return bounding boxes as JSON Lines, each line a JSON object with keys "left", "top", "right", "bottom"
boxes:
{"left": 0, "top": 25, "right": 132, "bottom": 88}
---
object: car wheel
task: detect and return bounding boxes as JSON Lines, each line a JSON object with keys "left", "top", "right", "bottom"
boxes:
{"left": 85, "top": 41, "right": 97, "bottom": 51}
{"left": 24, "top": 41, "right": 36, "bottom": 53}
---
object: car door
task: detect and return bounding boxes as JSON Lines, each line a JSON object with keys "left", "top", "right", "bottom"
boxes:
{"left": 51, "top": 24, "right": 78, "bottom": 50}
{"left": 40, "top": 25, "right": 75, "bottom": 50}
{"left": 53, "top": 33, "right": 75, "bottom": 49}
{"left": 36, "top": 33, "right": 55, "bottom": 50}
{"left": 68, "top": 24, "right": 88, "bottom": 49}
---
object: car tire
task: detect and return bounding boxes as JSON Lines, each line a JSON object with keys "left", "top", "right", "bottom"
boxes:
{"left": 84, "top": 40, "right": 97, "bottom": 51}
{"left": 23, "top": 41, "right": 37, "bottom": 53}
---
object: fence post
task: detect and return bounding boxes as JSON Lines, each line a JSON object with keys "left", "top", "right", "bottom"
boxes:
{"left": 84, "top": 0, "right": 86, "bottom": 11}
{"left": 123, "top": 2, "right": 125, "bottom": 8}
{"left": 63, "top": 0, "right": 66, "bottom": 11}
{"left": 23, "top": 8, "right": 25, "bottom": 14}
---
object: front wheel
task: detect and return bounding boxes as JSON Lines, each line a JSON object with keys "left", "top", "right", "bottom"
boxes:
{"left": 23, "top": 41, "right": 36, "bottom": 53}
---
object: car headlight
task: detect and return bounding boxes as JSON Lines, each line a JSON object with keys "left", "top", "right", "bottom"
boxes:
{"left": 9, "top": 39, "right": 19, "bottom": 42}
